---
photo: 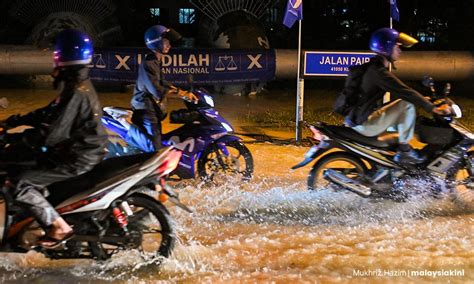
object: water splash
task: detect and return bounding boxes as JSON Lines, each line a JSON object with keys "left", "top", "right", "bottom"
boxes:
{"left": 174, "top": 174, "right": 469, "bottom": 228}
{"left": 0, "top": 174, "right": 471, "bottom": 282}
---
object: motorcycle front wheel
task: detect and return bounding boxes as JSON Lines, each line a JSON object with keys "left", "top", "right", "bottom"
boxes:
{"left": 449, "top": 153, "right": 474, "bottom": 210}
{"left": 197, "top": 141, "right": 254, "bottom": 182}
{"left": 308, "top": 152, "right": 368, "bottom": 191}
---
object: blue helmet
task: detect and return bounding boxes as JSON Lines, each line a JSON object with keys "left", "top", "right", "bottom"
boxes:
{"left": 369, "top": 28, "right": 418, "bottom": 57}
{"left": 53, "top": 29, "right": 93, "bottom": 68}
{"left": 144, "top": 25, "right": 182, "bottom": 52}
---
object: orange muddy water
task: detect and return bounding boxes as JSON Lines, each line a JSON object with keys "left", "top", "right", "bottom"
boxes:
{"left": 0, "top": 88, "right": 472, "bottom": 283}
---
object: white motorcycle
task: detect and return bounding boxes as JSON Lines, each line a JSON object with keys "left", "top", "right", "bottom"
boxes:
{"left": 0, "top": 105, "right": 190, "bottom": 260}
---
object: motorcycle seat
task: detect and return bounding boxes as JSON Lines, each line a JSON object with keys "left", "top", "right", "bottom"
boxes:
{"left": 326, "top": 126, "right": 397, "bottom": 149}
{"left": 46, "top": 152, "right": 157, "bottom": 207}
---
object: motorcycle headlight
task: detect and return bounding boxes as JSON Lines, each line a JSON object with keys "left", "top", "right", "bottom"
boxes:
{"left": 452, "top": 104, "right": 462, "bottom": 118}
{"left": 203, "top": 95, "right": 215, "bottom": 108}
{"left": 221, "top": 122, "right": 233, "bottom": 132}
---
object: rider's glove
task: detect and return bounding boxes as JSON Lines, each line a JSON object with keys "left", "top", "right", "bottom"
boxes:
{"left": 432, "top": 104, "right": 452, "bottom": 116}
{"left": 177, "top": 89, "right": 199, "bottom": 103}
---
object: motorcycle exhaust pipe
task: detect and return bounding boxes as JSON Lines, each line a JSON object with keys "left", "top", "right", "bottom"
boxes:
{"left": 323, "top": 169, "right": 372, "bottom": 197}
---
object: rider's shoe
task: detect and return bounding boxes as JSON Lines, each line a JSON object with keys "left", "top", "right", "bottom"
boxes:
{"left": 393, "top": 149, "right": 425, "bottom": 166}
{"left": 37, "top": 230, "right": 75, "bottom": 249}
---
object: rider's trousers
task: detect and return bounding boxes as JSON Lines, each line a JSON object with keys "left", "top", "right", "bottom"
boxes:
{"left": 128, "top": 96, "right": 164, "bottom": 152}
{"left": 13, "top": 164, "right": 93, "bottom": 227}
{"left": 352, "top": 99, "right": 416, "bottom": 144}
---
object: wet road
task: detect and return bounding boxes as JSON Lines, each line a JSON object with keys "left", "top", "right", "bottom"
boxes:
{"left": 0, "top": 88, "right": 472, "bottom": 283}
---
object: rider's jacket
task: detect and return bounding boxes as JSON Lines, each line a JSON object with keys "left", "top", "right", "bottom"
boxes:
{"left": 131, "top": 53, "right": 171, "bottom": 110}
{"left": 350, "top": 56, "right": 435, "bottom": 125}
{"left": 6, "top": 67, "right": 107, "bottom": 166}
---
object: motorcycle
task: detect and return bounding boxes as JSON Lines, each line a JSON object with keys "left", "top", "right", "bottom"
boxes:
{"left": 102, "top": 87, "right": 254, "bottom": 182}
{"left": 0, "top": 123, "right": 191, "bottom": 260}
{"left": 292, "top": 78, "right": 474, "bottom": 202}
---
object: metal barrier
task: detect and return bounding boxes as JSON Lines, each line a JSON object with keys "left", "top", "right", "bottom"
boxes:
{"left": 0, "top": 45, "right": 473, "bottom": 81}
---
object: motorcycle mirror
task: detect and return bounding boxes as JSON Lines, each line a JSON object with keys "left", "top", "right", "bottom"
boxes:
{"left": 422, "top": 76, "right": 434, "bottom": 88}
{"left": 443, "top": 83, "right": 451, "bottom": 97}
{"left": 0, "top": 97, "right": 9, "bottom": 109}
{"left": 187, "top": 75, "right": 195, "bottom": 92}
{"left": 187, "top": 75, "right": 194, "bottom": 84}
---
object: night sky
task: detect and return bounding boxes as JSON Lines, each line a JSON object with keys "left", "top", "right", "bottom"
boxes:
{"left": 271, "top": 0, "right": 474, "bottom": 50}
{"left": 0, "top": 0, "right": 473, "bottom": 51}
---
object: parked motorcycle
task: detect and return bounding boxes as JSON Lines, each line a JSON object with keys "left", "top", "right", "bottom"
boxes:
{"left": 0, "top": 125, "right": 191, "bottom": 260}
{"left": 292, "top": 78, "right": 473, "bottom": 203}
{"left": 102, "top": 87, "right": 253, "bottom": 182}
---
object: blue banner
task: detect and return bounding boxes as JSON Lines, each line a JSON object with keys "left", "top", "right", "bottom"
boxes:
{"left": 283, "top": 0, "right": 303, "bottom": 28}
{"left": 88, "top": 48, "right": 276, "bottom": 85}
{"left": 304, "top": 51, "right": 376, "bottom": 77}
{"left": 390, "top": 0, "right": 400, "bottom": 22}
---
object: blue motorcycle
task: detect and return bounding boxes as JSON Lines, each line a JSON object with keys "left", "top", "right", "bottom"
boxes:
{"left": 102, "top": 88, "right": 254, "bottom": 181}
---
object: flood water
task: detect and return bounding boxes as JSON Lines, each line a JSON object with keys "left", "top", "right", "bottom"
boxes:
{"left": 0, "top": 88, "right": 472, "bottom": 283}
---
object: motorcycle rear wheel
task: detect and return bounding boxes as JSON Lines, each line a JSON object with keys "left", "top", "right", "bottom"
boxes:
{"left": 308, "top": 152, "right": 368, "bottom": 191}
{"left": 90, "top": 195, "right": 175, "bottom": 260}
{"left": 198, "top": 141, "right": 254, "bottom": 182}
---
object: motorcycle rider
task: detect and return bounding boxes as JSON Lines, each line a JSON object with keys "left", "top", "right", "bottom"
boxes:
{"left": 126, "top": 25, "right": 198, "bottom": 152}
{"left": 349, "top": 28, "right": 452, "bottom": 165}
{"left": 4, "top": 29, "right": 107, "bottom": 247}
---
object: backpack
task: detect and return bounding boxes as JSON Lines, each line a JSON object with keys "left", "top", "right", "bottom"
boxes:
{"left": 333, "top": 63, "right": 371, "bottom": 117}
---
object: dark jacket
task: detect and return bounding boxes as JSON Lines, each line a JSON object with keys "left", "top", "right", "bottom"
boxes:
{"left": 131, "top": 53, "right": 171, "bottom": 110}
{"left": 351, "top": 56, "right": 434, "bottom": 125}
{"left": 6, "top": 68, "right": 107, "bottom": 167}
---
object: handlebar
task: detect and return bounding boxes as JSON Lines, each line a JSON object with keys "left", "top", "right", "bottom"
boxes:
{"left": 168, "top": 85, "right": 199, "bottom": 104}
